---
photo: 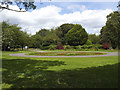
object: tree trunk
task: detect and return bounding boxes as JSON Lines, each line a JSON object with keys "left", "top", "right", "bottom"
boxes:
{"left": 22, "top": 45, "right": 24, "bottom": 51}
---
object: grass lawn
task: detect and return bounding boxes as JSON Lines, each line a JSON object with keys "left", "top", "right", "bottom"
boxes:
{"left": 1, "top": 51, "right": 119, "bottom": 88}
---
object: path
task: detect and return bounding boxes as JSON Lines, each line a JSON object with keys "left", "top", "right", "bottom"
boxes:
{"left": 9, "top": 52, "right": 118, "bottom": 58}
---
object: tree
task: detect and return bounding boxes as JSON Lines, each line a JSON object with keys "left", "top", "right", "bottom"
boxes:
{"left": 36, "top": 29, "right": 50, "bottom": 37}
{"left": 55, "top": 23, "right": 74, "bottom": 45}
{"left": 19, "top": 31, "right": 29, "bottom": 50}
{"left": 2, "top": 21, "right": 29, "bottom": 51}
{"left": 88, "top": 34, "right": 100, "bottom": 44}
{"left": 85, "top": 39, "right": 92, "bottom": 45}
{"left": 43, "top": 30, "right": 59, "bottom": 46}
{"left": 0, "top": 0, "right": 36, "bottom": 12}
{"left": 100, "top": 11, "right": 120, "bottom": 49}
{"left": 29, "top": 34, "right": 42, "bottom": 48}
{"left": 0, "top": 23, "right": 2, "bottom": 51}
{"left": 66, "top": 24, "right": 88, "bottom": 46}
{"left": 2, "top": 21, "right": 13, "bottom": 51}
{"left": 100, "top": 26, "right": 110, "bottom": 44}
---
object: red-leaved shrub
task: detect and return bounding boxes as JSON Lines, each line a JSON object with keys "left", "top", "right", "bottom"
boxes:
{"left": 102, "top": 43, "right": 110, "bottom": 49}
{"left": 56, "top": 44, "right": 64, "bottom": 50}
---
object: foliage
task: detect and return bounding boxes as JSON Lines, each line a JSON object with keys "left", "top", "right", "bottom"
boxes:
{"left": 64, "top": 45, "right": 71, "bottom": 50}
{"left": 49, "top": 45, "right": 57, "bottom": 50}
{"left": 56, "top": 44, "right": 64, "bottom": 50}
{"left": 0, "top": 1, "right": 36, "bottom": 12}
{"left": 66, "top": 24, "right": 88, "bottom": 46}
{"left": 100, "top": 11, "right": 120, "bottom": 49}
{"left": 39, "top": 45, "right": 49, "bottom": 50}
{"left": 70, "top": 44, "right": 102, "bottom": 51}
{"left": 2, "top": 21, "right": 29, "bottom": 51}
{"left": 29, "top": 34, "right": 42, "bottom": 48}
{"left": 85, "top": 39, "right": 92, "bottom": 45}
{"left": 32, "top": 29, "right": 59, "bottom": 48}
{"left": 88, "top": 34, "right": 100, "bottom": 44}
{"left": 36, "top": 29, "right": 50, "bottom": 37}
{"left": 102, "top": 43, "right": 110, "bottom": 49}
{"left": 55, "top": 23, "right": 74, "bottom": 45}
{"left": 43, "top": 30, "right": 59, "bottom": 46}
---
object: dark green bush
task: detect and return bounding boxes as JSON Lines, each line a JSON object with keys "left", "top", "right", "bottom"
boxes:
{"left": 40, "top": 45, "right": 50, "bottom": 50}
{"left": 76, "top": 44, "right": 102, "bottom": 51}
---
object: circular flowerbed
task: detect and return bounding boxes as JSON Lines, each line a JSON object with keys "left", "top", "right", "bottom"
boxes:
{"left": 28, "top": 51, "right": 106, "bottom": 56}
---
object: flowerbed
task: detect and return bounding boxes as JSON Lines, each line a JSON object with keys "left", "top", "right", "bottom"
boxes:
{"left": 28, "top": 51, "right": 106, "bottom": 56}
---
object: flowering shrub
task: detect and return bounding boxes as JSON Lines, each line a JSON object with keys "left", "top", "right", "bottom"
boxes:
{"left": 56, "top": 44, "right": 64, "bottom": 50}
{"left": 102, "top": 43, "right": 110, "bottom": 49}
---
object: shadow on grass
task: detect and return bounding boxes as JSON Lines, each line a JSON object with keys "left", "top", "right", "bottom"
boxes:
{"left": 2, "top": 58, "right": 118, "bottom": 88}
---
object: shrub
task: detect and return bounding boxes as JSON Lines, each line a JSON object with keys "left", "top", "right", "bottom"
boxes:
{"left": 64, "top": 45, "right": 71, "bottom": 50}
{"left": 102, "top": 43, "right": 110, "bottom": 49}
{"left": 73, "top": 46, "right": 79, "bottom": 49}
{"left": 77, "top": 45, "right": 82, "bottom": 50}
{"left": 76, "top": 44, "right": 102, "bottom": 51}
{"left": 81, "top": 45, "right": 88, "bottom": 49}
{"left": 85, "top": 39, "right": 92, "bottom": 45}
{"left": 40, "top": 45, "right": 49, "bottom": 50}
{"left": 49, "top": 45, "right": 56, "bottom": 50}
{"left": 56, "top": 44, "right": 64, "bottom": 50}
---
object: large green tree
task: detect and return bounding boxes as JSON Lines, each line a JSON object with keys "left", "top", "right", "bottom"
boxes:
{"left": 2, "top": 21, "right": 13, "bottom": 51}
{"left": 55, "top": 23, "right": 74, "bottom": 45}
{"left": 2, "top": 21, "right": 29, "bottom": 51}
{"left": 29, "top": 34, "right": 42, "bottom": 48}
{"left": 36, "top": 29, "right": 50, "bottom": 37}
{"left": 66, "top": 24, "right": 88, "bottom": 46}
{"left": 30, "top": 28, "right": 60, "bottom": 48}
{"left": 100, "top": 11, "right": 120, "bottom": 49}
{"left": 43, "top": 29, "right": 59, "bottom": 46}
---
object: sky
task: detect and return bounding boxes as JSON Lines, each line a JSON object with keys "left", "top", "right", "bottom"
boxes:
{"left": 0, "top": 1, "right": 119, "bottom": 35}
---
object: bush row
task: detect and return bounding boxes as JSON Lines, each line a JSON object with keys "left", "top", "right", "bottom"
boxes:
{"left": 40, "top": 44, "right": 103, "bottom": 51}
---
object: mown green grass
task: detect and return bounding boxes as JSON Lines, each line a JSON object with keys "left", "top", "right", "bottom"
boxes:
{"left": 1, "top": 51, "right": 119, "bottom": 88}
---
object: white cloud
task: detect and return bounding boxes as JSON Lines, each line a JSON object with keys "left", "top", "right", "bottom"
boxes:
{"left": 0, "top": 5, "right": 113, "bottom": 35}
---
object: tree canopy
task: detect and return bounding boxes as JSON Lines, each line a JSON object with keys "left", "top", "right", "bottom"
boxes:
{"left": 55, "top": 23, "right": 74, "bottom": 45}
{"left": 0, "top": 0, "right": 36, "bottom": 12}
{"left": 66, "top": 24, "right": 88, "bottom": 46}
{"left": 100, "top": 11, "right": 120, "bottom": 49}
{"left": 2, "top": 21, "right": 29, "bottom": 51}
{"left": 88, "top": 34, "right": 100, "bottom": 44}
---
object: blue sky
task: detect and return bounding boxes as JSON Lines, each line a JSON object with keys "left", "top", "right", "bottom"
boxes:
{"left": 34, "top": 2, "right": 118, "bottom": 13}
{"left": 1, "top": 1, "right": 119, "bottom": 35}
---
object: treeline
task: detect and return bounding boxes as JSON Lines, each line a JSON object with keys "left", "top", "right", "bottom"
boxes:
{"left": 1, "top": 11, "right": 119, "bottom": 51}
{"left": 1, "top": 22, "right": 100, "bottom": 51}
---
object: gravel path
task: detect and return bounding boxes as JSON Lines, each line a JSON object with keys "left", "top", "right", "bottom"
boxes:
{"left": 9, "top": 52, "right": 118, "bottom": 58}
